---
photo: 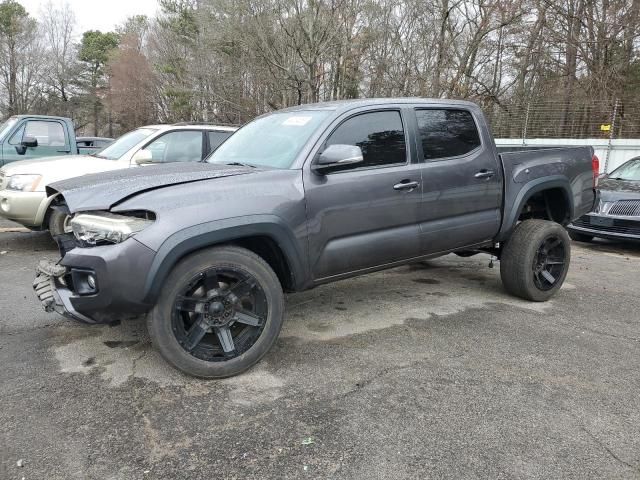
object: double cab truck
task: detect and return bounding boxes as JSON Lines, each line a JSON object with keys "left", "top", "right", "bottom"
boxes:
{"left": 0, "top": 115, "right": 112, "bottom": 166}
{"left": 34, "top": 98, "right": 597, "bottom": 379}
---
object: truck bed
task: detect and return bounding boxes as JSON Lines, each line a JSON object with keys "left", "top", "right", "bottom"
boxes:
{"left": 496, "top": 146, "right": 596, "bottom": 241}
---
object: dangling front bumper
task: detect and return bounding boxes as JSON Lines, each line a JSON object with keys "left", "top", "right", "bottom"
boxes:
{"left": 32, "top": 238, "right": 157, "bottom": 324}
{"left": 33, "top": 260, "right": 97, "bottom": 323}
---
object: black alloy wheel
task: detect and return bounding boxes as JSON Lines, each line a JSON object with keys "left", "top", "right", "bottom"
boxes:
{"left": 531, "top": 235, "right": 567, "bottom": 291}
{"left": 500, "top": 219, "right": 571, "bottom": 302}
{"left": 148, "top": 246, "right": 285, "bottom": 378}
{"left": 172, "top": 267, "right": 267, "bottom": 360}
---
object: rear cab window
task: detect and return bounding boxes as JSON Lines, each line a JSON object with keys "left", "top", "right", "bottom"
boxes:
{"left": 415, "top": 109, "right": 481, "bottom": 161}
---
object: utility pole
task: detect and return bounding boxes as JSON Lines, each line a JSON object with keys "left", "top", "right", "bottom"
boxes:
{"left": 522, "top": 102, "right": 530, "bottom": 145}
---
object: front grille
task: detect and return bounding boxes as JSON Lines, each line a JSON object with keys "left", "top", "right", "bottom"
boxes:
{"left": 573, "top": 216, "right": 640, "bottom": 236}
{"left": 608, "top": 200, "right": 640, "bottom": 217}
{"left": 0, "top": 171, "right": 6, "bottom": 190}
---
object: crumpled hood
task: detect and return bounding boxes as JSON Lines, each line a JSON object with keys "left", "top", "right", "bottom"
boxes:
{"left": 47, "top": 162, "right": 257, "bottom": 212}
{"left": 599, "top": 177, "right": 640, "bottom": 202}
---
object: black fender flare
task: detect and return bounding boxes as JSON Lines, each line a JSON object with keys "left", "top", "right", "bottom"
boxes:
{"left": 141, "top": 215, "right": 308, "bottom": 303}
{"left": 497, "top": 176, "right": 574, "bottom": 242}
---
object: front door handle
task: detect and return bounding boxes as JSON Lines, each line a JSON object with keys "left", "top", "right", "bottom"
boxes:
{"left": 474, "top": 169, "right": 495, "bottom": 179}
{"left": 393, "top": 180, "right": 420, "bottom": 191}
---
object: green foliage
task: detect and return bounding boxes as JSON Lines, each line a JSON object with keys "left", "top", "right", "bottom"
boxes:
{"left": 159, "top": 0, "right": 199, "bottom": 43}
{"left": 78, "top": 30, "right": 119, "bottom": 68}
{"left": 0, "top": 0, "right": 28, "bottom": 37}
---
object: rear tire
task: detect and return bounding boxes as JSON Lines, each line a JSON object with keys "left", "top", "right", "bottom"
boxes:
{"left": 568, "top": 231, "right": 594, "bottom": 243}
{"left": 500, "top": 220, "right": 571, "bottom": 302}
{"left": 48, "top": 209, "right": 71, "bottom": 237}
{"left": 148, "top": 246, "right": 285, "bottom": 378}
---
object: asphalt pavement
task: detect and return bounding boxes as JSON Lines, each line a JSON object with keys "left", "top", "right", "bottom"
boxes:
{"left": 1, "top": 219, "right": 639, "bottom": 479}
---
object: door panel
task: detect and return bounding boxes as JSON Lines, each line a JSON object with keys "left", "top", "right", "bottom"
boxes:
{"left": 305, "top": 165, "right": 423, "bottom": 279}
{"left": 303, "top": 109, "right": 423, "bottom": 280}
{"left": 2, "top": 120, "right": 69, "bottom": 163}
{"left": 413, "top": 108, "right": 502, "bottom": 253}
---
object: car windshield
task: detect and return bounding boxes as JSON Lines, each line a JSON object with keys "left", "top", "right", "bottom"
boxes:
{"left": 610, "top": 159, "right": 640, "bottom": 181}
{"left": 0, "top": 117, "right": 18, "bottom": 141}
{"left": 207, "top": 111, "right": 330, "bottom": 168}
{"left": 92, "top": 128, "right": 157, "bottom": 160}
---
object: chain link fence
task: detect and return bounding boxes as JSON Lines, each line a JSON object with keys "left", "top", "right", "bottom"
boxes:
{"left": 483, "top": 99, "right": 640, "bottom": 141}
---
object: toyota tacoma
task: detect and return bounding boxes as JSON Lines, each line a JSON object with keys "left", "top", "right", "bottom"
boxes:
{"left": 34, "top": 99, "right": 597, "bottom": 378}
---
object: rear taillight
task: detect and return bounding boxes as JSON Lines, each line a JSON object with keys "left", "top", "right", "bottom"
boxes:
{"left": 592, "top": 154, "right": 600, "bottom": 188}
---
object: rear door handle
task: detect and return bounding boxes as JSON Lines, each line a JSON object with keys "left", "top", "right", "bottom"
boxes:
{"left": 474, "top": 169, "right": 495, "bottom": 179}
{"left": 393, "top": 180, "right": 420, "bottom": 191}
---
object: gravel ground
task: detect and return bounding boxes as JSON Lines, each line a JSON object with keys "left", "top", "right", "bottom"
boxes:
{"left": 1, "top": 218, "right": 639, "bottom": 480}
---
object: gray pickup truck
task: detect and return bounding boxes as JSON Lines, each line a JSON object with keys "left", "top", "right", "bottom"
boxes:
{"left": 34, "top": 98, "right": 597, "bottom": 378}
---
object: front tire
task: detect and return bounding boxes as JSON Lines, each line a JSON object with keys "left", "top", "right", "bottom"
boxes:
{"left": 48, "top": 209, "right": 72, "bottom": 237}
{"left": 500, "top": 220, "right": 571, "bottom": 302}
{"left": 148, "top": 246, "right": 285, "bottom": 378}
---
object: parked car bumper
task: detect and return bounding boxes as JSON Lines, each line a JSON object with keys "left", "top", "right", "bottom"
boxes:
{"left": 0, "top": 189, "right": 47, "bottom": 227}
{"left": 568, "top": 213, "right": 640, "bottom": 241}
{"left": 33, "top": 238, "right": 157, "bottom": 324}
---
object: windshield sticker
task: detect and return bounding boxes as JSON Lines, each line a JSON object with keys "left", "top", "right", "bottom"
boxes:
{"left": 282, "top": 116, "right": 313, "bottom": 126}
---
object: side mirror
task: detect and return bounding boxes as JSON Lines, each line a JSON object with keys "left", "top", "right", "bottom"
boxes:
{"left": 312, "top": 144, "right": 363, "bottom": 174}
{"left": 132, "top": 149, "right": 154, "bottom": 165}
{"left": 22, "top": 136, "right": 38, "bottom": 148}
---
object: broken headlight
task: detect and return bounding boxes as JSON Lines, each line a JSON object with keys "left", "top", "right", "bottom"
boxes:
{"left": 70, "top": 211, "right": 154, "bottom": 245}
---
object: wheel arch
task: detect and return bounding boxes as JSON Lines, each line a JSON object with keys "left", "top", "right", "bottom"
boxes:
{"left": 35, "top": 194, "right": 58, "bottom": 229}
{"left": 141, "top": 217, "right": 308, "bottom": 304}
{"left": 497, "top": 177, "right": 574, "bottom": 242}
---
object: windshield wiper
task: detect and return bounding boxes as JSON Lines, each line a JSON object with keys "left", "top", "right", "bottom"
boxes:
{"left": 223, "top": 161, "right": 257, "bottom": 168}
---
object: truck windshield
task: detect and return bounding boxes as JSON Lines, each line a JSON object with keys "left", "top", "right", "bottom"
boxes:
{"left": 93, "top": 128, "right": 157, "bottom": 160}
{"left": 610, "top": 159, "right": 640, "bottom": 181}
{"left": 208, "top": 111, "right": 330, "bottom": 168}
{"left": 0, "top": 117, "right": 18, "bottom": 141}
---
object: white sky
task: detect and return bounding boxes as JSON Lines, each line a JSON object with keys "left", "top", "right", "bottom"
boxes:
{"left": 20, "top": 0, "right": 159, "bottom": 34}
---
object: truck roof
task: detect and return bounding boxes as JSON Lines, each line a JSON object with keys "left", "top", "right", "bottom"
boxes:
{"left": 278, "top": 97, "right": 479, "bottom": 114}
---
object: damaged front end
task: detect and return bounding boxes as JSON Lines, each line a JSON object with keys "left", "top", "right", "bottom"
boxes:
{"left": 33, "top": 259, "right": 97, "bottom": 323}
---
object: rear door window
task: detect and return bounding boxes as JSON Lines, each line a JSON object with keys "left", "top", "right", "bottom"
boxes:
{"left": 207, "top": 131, "right": 232, "bottom": 153}
{"left": 415, "top": 109, "right": 481, "bottom": 160}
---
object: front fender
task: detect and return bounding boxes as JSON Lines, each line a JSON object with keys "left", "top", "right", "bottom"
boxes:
{"left": 141, "top": 215, "right": 309, "bottom": 304}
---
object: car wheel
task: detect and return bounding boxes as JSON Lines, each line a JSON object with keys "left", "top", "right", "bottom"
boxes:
{"left": 500, "top": 220, "right": 571, "bottom": 302}
{"left": 568, "top": 231, "right": 594, "bottom": 243}
{"left": 147, "top": 246, "right": 285, "bottom": 378}
{"left": 48, "top": 209, "right": 72, "bottom": 237}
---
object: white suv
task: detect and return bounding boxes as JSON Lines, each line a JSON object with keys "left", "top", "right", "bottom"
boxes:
{"left": 0, "top": 124, "right": 236, "bottom": 235}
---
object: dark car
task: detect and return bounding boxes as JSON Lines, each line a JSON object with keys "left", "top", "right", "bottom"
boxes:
{"left": 34, "top": 98, "right": 596, "bottom": 378}
{"left": 76, "top": 136, "right": 114, "bottom": 153}
{"left": 568, "top": 157, "right": 640, "bottom": 242}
